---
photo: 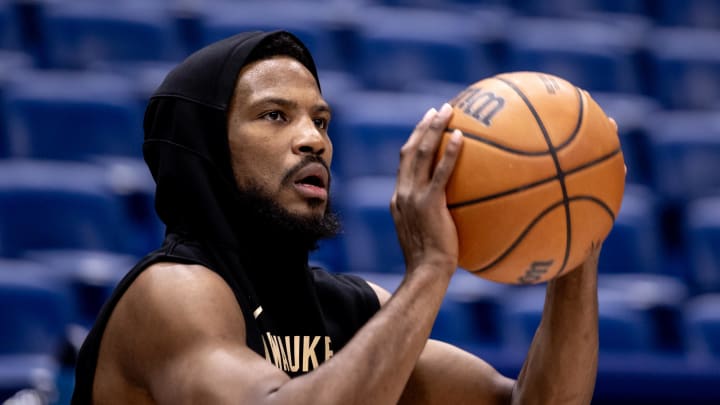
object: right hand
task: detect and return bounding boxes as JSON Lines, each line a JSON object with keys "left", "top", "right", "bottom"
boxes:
{"left": 391, "top": 103, "right": 464, "bottom": 278}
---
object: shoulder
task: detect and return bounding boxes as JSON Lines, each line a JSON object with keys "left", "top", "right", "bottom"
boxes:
{"left": 102, "top": 262, "right": 247, "bottom": 382}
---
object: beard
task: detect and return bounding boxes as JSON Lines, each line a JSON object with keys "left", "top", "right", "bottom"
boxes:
{"left": 235, "top": 174, "right": 341, "bottom": 252}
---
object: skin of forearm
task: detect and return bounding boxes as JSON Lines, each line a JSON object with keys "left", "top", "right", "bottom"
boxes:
{"left": 265, "top": 265, "right": 453, "bottom": 405}
{"left": 511, "top": 260, "right": 599, "bottom": 405}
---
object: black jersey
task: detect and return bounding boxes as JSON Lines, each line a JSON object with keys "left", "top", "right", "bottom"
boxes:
{"left": 71, "top": 232, "right": 380, "bottom": 404}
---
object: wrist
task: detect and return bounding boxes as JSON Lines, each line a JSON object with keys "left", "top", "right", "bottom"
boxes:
{"left": 406, "top": 260, "right": 456, "bottom": 285}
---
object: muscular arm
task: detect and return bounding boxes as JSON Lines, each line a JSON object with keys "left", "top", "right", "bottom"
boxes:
{"left": 366, "top": 245, "right": 601, "bottom": 405}
{"left": 114, "top": 262, "right": 452, "bottom": 405}
{"left": 510, "top": 245, "right": 600, "bottom": 405}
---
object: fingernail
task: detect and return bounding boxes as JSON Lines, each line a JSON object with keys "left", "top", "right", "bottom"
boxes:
{"left": 439, "top": 103, "right": 452, "bottom": 115}
{"left": 451, "top": 129, "right": 463, "bottom": 142}
{"left": 424, "top": 107, "right": 437, "bottom": 120}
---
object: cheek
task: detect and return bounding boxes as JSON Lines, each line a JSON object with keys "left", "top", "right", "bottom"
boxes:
{"left": 230, "top": 143, "right": 284, "bottom": 190}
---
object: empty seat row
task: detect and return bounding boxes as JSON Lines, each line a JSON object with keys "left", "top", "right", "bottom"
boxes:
{"left": 0, "top": 159, "right": 162, "bottom": 258}
{"left": 0, "top": 158, "right": 716, "bottom": 295}
{"left": 319, "top": 180, "right": 720, "bottom": 294}
{"left": 3, "top": 65, "right": 717, "bottom": 197}
{"left": 1, "top": 1, "right": 719, "bottom": 106}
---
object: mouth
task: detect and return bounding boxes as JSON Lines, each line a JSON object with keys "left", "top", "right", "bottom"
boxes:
{"left": 292, "top": 163, "right": 329, "bottom": 200}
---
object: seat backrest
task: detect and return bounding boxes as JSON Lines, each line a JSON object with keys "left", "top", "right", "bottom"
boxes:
{"left": 2, "top": 70, "right": 144, "bottom": 161}
{"left": 0, "top": 269, "right": 71, "bottom": 355}
{"left": 39, "top": 1, "right": 183, "bottom": 69}
{"left": 0, "top": 160, "right": 133, "bottom": 257}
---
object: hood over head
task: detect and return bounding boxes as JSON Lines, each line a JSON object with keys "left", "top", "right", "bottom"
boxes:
{"left": 143, "top": 30, "right": 321, "bottom": 248}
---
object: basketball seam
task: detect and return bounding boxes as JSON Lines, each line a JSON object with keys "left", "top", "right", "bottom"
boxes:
{"left": 447, "top": 85, "right": 585, "bottom": 156}
{"left": 447, "top": 148, "right": 622, "bottom": 209}
{"left": 469, "top": 196, "right": 615, "bottom": 274}
{"left": 470, "top": 199, "right": 566, "bottom": 274}
{"left": 495, "top": 77, "right": 580, "bottom": 278}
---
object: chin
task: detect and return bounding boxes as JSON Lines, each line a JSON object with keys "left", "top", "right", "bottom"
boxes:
{"left": 291, "top": 200, "right": 326, "bottom": 218}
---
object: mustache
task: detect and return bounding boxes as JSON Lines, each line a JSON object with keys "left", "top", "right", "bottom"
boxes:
{"left": 281, "top": 155, "right": 331, "bottom": 188}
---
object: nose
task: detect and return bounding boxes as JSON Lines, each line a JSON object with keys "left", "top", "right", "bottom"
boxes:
{"left": 292, "top": 117, "right": 330, "bottom": 158}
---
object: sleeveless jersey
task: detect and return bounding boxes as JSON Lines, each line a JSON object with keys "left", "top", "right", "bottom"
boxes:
{"left": 70, "top": 233, "right": 380, "bottom": 404}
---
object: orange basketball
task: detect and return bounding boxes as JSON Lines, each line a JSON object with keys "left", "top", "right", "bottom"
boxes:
{"left": 437, "top": 72, "right": 625, "bottom": 284}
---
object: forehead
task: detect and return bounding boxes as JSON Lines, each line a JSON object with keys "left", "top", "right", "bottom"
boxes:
{"left": 233, "top": 56, "right": 323, "bottom": 105}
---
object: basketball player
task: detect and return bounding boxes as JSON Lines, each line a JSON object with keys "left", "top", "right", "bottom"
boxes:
{"left": 71, "top": 31, "right": 600, "bottom": 404}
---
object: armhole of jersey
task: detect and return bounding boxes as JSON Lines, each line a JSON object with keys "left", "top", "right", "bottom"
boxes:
{"left": 310, "top": 268, "right": 382, "bottom": 320}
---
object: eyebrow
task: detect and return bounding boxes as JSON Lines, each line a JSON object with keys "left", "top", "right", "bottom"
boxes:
{"left": 252, "top": 97, "right": 332, "bottom": 115}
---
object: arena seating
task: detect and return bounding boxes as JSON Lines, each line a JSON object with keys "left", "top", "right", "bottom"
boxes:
{"left": 504, "top": 16, "right": 644, "bottom": 93}
{"left": 332, "top": 90, "right": 446, "bottom": 177}
{"left": 2, "top": 70, "right": 144, "bottom": 161}
{"left": 647, "top": 28, "right": 720, "bottom": 109}
{"left": 646, "top": 111, "right": 720, "bottom": 202}
{"left": 37, "top": 1, "right": 183, "bottom": 69}
{"left": 599, "top": 185, "right": 662, "bottom": 275}
{"left": 686, "top": 197, "right": 720, "bottom": 294}
{"left": 654, "top": 0, "right": 720, "bottom": 28}
{"left": 0, "top": 0, "right": 718, "bottom": 403}
{"left": 197, "top": 0, "right": 349, "bottom": 71}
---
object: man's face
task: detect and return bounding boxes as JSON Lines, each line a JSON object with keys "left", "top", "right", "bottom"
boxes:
{"left": 227, "top": 56, "right": 333, "bottom": 220}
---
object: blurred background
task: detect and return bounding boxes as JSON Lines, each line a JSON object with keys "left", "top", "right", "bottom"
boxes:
{"left": 0, "top": 0, "right": 718, "bottom": 404}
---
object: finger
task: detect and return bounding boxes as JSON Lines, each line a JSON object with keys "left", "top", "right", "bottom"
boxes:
{"left": 413, "top": 103, "right": 453, "bottom": 180}
{"left": 608, "top": 117, "right": 618, "bottom": 132}
{"left": 396, "top": 107, "right": 437, "bottom": 187}
{"left": 405, "top": 107, "right": 437, "bottom": 151}
{"left": 431, "top": 129, "right": 464, "bottom": 191}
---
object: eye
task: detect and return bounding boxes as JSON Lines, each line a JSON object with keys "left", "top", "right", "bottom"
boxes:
{"left": 263, "top": 111, "right": 286, "bottom": 122}
{"left": 313, "top": 117, "right": 329, "bottom": 130}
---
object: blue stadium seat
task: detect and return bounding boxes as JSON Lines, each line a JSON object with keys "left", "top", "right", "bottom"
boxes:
{"left": 339, "top": 177, "right": 402, "bottom": 274}
{"left": 0, "top": 160, "right": 134, "bottom": 257}
{"left": 332, "top": 91, "right": 446, "bottom": 178}
{"left": 2, "top": 70, "right": 144, "bottom": 161}
{"left": 654, "top": 0, "right": 720, "bottom": 28}
{"left": 353, "top": 270, "right": 508, "bottom": 346}
{"left": 94, "top": 157, "right": 164, "bottom": 255}
{"left": 648, "top": 28, "right": 720, "bottom": 109}
{"left": 591, "top": 92, "right": 661, "bottom": 186}
{"left": 685, "top": 197, "right": 720, "bottom": 294}
{"left": 38, "top": 1, "right": 183, "bottom": 69}
{"left": 498, "top": 286, "right": 545, "bottom": 350}
{"left": 351, "top": 7, "right": 504, "bottom": 90}
{"left": 600, "top": 185, "right": 662, "bottom": 275}
{"left": 23, "top": 250, "right": 135, "bottom": 327}
{"left": 684, "top": 294, "right": 720, "bottom": 359}
{"left": 96, "top": 61, "right": 176, "bottom": 113}
{"left": 316, "top": 70, "right": 362, "bottom": 116}
{"left": 0, "top": 355, "right": 58, "bottom": 403}
{"left": 598, "top": 273, "right": 688, "bottom": 352}
{"left": 0, "top": 270, "right": 71, "bottom": 356}
{"left": 0, "top": 50, "right": 32, "bottom": 158}
{"left": 505, "top": 16, "right": 644, "bottom": 93}
{"left": 196, "top": 1, "right": 348, "bottom": 71}
{"left": 0, "top": 0, "right": 19, "bottom": 49}
{"left": 645, "top": 111, "right": 720, "bottom": 202}
{"left": 511, "top": 0, "right": 647, "bottom": 16}
{"left": 433, "top": 272, "right": 508, "bottom": 346}
{"left": 499, "top": 278, "right": 673, "bottom": 353}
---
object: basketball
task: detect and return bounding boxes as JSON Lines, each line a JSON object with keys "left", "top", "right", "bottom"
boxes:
{"left": 437, "top": 71, "right": 625, "bottom": 284}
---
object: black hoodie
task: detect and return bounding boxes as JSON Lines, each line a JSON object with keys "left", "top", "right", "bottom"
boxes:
{"left": 71, "top": 31, "right": 380, "bottom": 404}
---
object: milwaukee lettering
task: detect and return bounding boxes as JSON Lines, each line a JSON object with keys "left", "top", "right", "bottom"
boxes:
{"left": 517, "top": 259, "right": 554, "bottom": 284}
{"left": 261, "top": 333, "right": 334, "bottom": 373}
{"left": 453, "top": 87, "right": 505, "bottom": 126}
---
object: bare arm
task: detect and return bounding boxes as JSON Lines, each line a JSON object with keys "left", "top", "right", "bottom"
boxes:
{"left": 365, "top": 245, "right": 601, "bottom": 405}
{"left": 105, "top": 104, "right": 466, "bottom": 405}
{"left": 511, "top": 244, "right": 600, "bottom": 405}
